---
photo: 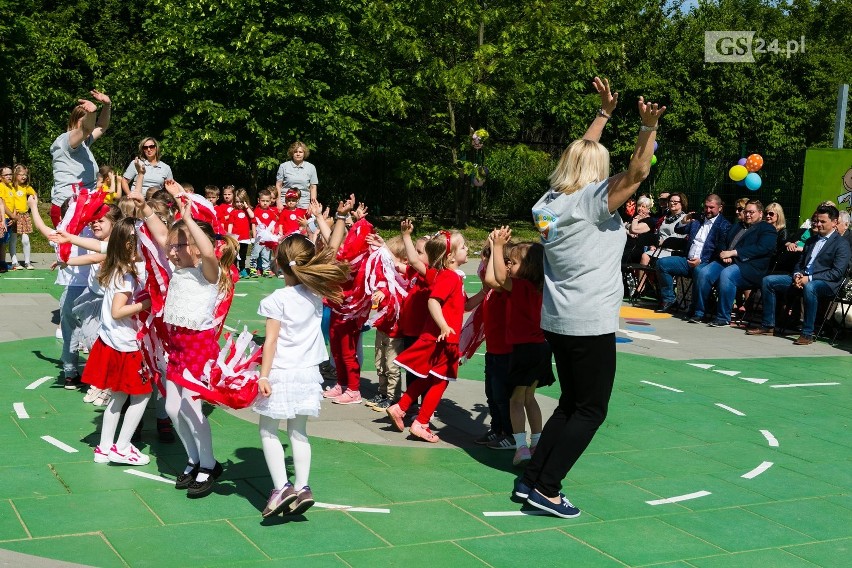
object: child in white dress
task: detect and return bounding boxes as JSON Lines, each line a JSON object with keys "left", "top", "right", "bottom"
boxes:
{"left": 254, "top": 233, "right": 349, "bottom": 517}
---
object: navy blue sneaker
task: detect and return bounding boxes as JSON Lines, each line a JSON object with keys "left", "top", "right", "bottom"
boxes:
{"left": 511, "top": 478, "right": 531, "bottom": 503}
{"left": 526, "top": 490, "right": 581, "bottom": 519}
{"left": 707, "top": 319, "right": 728, "bottom": 327}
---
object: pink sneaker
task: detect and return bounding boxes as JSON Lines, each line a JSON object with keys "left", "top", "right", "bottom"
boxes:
{"left": 108, "top": 443, "right": 151, "bottom": 466}
{"left": 322, "top": 384, "right": 344, "bottom": 399}
{"left": 332, "top": 390, "right": 362, "bottom": 405}
{"left": 512, "top": 446, "right": 531, "bottom": 466}
{"left": 93, "top": 445, "right": 110, "bottom": 464}
{"left": 385, "top": 404, "right": 405, "bottom": 432}
{"left": 410, "top": 420, "right": 440, "bottom": 443}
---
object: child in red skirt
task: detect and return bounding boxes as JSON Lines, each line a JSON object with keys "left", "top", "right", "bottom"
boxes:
{"left": 83, "top": 217, "right": 152, "bottom": 465}
{"left": 386, "top": 228, "right": 469, "bottom": 443}
{"left": 137, "top": 195, "right": 238, "bottom": 498}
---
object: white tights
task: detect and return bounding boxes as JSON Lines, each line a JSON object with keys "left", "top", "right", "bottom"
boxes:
{"left": 164, "top": 379, "right": 215, "bottom": 470}
{"left": 99, "top": 391, "right": 151, "bottom": 451}
{"left": 8, "top": 233, "right": 30, "bottom": 264}
{"left": 258, "top": 414, "right": 310, "bottom": 491}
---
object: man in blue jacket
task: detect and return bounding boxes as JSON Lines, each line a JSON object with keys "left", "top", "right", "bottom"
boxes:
{"left": 696, "top": 199, "right": 778, "bottom": 326}
{"left": 655, "top": 194, "right": 731, "bottom": 313}
{"left": 747, "top": 204, "right": 851, "bottom": 345}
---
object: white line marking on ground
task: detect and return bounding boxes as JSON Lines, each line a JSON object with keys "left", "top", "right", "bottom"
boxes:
{"left": 236, "top": 280, "right": 258, "bottom": 284}
{"left": 618, "top": 329, "right": 678, "bottom": 344}
{"left": 742, "top": 461, "right": 774, "bottom": 479}
{"left": 770, "top": 382, "right": 840, "bottom": 389}
{"left": 715, "top": 403, "right": 746, "bottom": 416}
{"left": 13, "top": 402, "right": 29, "bottom": 419}
{"left": 760, "top": 430, "right": 779, "bottom": 447}
{"left": 713, "top": 370, "right": 741, "bottom": 376}
{"left": 123, "top": 469, "right": 174, "bottom": 484}
{"left": 646, "top": 490, "right": 712, "bottom": 505}
{"left": 233, "top": 293, "right": 248, "bottom": 297}
{"left": 41, "top": 436, "right": 78, "bottom": 453}
{"left": 25, "top": 376, "right": 53, "bottom": 390}
{"left": 640, "top": 381, "right": 684, "bottom": 393}
{"left": 223, "top": 325, "right": 237, "bottom": 332}
{"left": 4, "top": 277, "right": 45, "bottom": 280}
{"left": 482, "top": 510, "right": 553, "bottom": 517}
{"left": 314, "top": 502, "right": 390, "bottom": 513}
{"left": 740, "top": 377, "right": 769, "bottom": 384}
{"left": 688, "top": 363, "right": 715, "bottom": 369}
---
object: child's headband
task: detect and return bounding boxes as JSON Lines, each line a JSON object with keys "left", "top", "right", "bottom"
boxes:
{"left": 437, "top": 230, "right": 452, "bottom": 256}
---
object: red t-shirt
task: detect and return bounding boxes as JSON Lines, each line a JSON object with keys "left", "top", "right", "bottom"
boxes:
{"left": 228, "top": 209, "right": 252, "bottom": 241}
{"left": 421, "top": 269, "right": 465, "bottom": 344}
{"left": 215, "top": 203, "right": 235, "bottom": 225}
{"left": 253, "top": 207, "right": 276, "bottom": 229}
{"left": 278, "top": 207, "right": 307, "bottom": 236}
{"left": 505, "top": 277, "right": 545, "bottom": 345}
{"left": 399, "top": 265, "right": 437, "bottom": 337}
{"left": 483, "top": 289, "right": 511, "bottom": 354}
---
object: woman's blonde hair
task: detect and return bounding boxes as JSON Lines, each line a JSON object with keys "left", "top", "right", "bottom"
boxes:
{"left": 549, "top": 139, "right": 610, "bottom": 195}
{"left": 277, "top": 234, "right": 349, "bottom": 303}
{"left": 765, "top": 202, "right": 786, "bottom": 230}
{"left": 168, "top": 220, "right": 238, "bottom": 294}
{"left": 288, "top": 141, "right": 310, "bottom": 160}
{"left": 138, "top": 137, "right": 161, "bottom": 161}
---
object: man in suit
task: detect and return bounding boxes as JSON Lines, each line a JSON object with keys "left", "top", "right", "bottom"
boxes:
{"left": 655, "top": 194, "right": 731, "bottom": 313}
{"left": 694, "top": 199, "right": 777, "bottom": 326}
{"left": 747, "top": 204, "right": 851, "bottom": 345}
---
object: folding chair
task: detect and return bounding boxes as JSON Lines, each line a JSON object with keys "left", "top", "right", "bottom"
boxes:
{"left": 816, "top": 272, "right": 852, "bottom": 342}
{"left": 623, "top": 236, "right": 688, "bottom": 306}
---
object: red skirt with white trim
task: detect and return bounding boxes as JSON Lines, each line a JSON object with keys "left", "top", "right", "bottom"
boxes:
{"left": 82, "top": 338, "right": 151, "bottom": 395}
{"left": 393, "top": 337, "right": 459, "bottom": 381}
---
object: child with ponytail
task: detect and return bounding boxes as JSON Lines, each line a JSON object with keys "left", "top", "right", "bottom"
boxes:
{"left": 255, "top": 234, "right": 349, "bottom": 517}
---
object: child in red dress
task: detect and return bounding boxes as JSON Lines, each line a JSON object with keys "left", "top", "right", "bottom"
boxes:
{"left": 386, "top": 228, "right": 469, "bottom": 443}
{"left": 277, "top": 188, "right": 308, "bottom": 237}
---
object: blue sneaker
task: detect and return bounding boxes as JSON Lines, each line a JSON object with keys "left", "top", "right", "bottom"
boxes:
{"left": 511, "top": 478, "right": 531, "bottom": 503}
{"left": 526, "top": 490, "right": 581, "bottom": 519}
{"left": 239, "top": 269, "right": 248, "bottom": 278}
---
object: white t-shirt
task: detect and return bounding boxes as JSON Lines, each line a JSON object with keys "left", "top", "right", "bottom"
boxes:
{"left": 687, "top": 215, "right": 719, "bottom": 260}
{"left": 532, "top": 180, "right": 626, "bottom": 336}
{"left": 98, "top": 272, "right": 142, "bottom": 352}
{"left": 54, "top": 227, "right": 97, "bottom": 287}
{"left": 259, "top": 285, "right": 326, "bottom": 370}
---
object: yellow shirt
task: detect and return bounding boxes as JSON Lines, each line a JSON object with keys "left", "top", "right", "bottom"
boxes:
{"left": 0, "top": 182, "right": 14, "bottom": 218}
{"left": 100, "top": 184, "right": 118, "bottom": 204}
{"left": 11, "top": 184, "right": 36, "bottom": 214}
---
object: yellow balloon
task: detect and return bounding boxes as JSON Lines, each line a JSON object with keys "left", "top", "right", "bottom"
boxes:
{"left": 729, "top": 165, "right": 748, "bottom": 182}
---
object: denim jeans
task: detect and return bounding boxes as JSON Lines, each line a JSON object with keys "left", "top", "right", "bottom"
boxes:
{"left": 59, "top": 285, "right": 86, "bottom": 378}
{"left": 761, "top": 274, "right": 834, "bottom": 335}
{"left": 692, "top": 261, "right": 724, "bottom": 319}
{"left": 250, "top": 244, "right": 271, "bottom": 272}
{"left": 714, "top": 264, "right": 749, "bottom": 323}
{"left": 656, "top": 256, "right": 711, "bottom": 313}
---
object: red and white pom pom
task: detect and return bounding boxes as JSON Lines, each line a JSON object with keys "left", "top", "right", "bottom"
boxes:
{"left": 56, "top": 183, "right": 108, "bottom": 262}
{"left": 458, "top": 295, "right": 487, "bottom": 364}
{"left": 254, "top": 221, "right": 280, "bottom": 251}
{"left": 365, "top": 246, "right": 409, "bottom": 334}
{"left": 179, "top": 326, "right": 263, "bottom": 409}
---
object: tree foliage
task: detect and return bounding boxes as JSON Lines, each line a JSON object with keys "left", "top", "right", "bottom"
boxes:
{"left": 1, "top": 0, "right": 850, "bottom": 223}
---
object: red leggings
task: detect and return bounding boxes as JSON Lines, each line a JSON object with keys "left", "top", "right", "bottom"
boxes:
{"left": 328, "top": 312, "right": 361, "bottom": 391}
{"left": 397, "top": 375, "right": 448, "bottom": 425}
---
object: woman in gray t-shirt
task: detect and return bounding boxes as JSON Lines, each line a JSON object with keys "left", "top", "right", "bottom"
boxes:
{"left": 517, "top": 77, "right": 666, "bottom": 519}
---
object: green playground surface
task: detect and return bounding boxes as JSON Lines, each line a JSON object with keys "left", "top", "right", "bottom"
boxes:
{"left": 1, "top": 270, "right": 851, "bottom": 567}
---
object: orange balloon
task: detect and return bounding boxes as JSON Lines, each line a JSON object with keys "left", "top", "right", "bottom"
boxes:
{"left": 746, "top": 154, "right": 763, "bottom": 173}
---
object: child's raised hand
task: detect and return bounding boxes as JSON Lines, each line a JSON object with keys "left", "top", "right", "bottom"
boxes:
{"left": 179, "top": 197, "right": 194, "bottom": 221}
{"left": 48, "top": 230, "right": 71, "bottom": 244}
{"left": 494, "top": 226, "right": 512, "bottom": 245}
{"left": 164, "top": 179, "right": 182, "bottom": 197}
{"left": 366, "top": 232, "right": 385, "bottom": 248}
{"left": 27, "top": 194, "right": 38, "bottom": 210}
{"left": 436, "top": 325, "right": 455, "bottom": 342}
{"left": 77, "top": 99, "right": 97, "bottom": 114}
{"left": 134, "top": 157, "right": 146, "bottom": 175}
{"left": 258, "top": 378, "right": 272, "bottom": 397}
{"left": 128, "top": 188, "right": 145, "bottom": 207}
{"left": 308, "top": 199, "right": 323, "bottom": 217}
{"left": 352, "top": 202, "right": 368, "bottom": 221}
{"left": 401, "top": 218, "right": 414, "bottom": 235}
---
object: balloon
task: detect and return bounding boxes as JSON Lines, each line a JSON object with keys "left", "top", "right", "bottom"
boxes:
{"left": 653, "top": 141, "right": 659, "bottom": 152}
{"left": 736, "top": 180, "right": 746, "bottom": 187}
{"left": 729, "top": 165, "right": 748, "bottom": 182}
{"left": 737, "top": 158, "right": 747, "bottom": 166}
{"left": 651, "top": 155, "right": 657, "bottom": 166}
{"left": 746, "top": 154, "right": 763, "bottom": 172}
{"left": 744, "top": 172, "right": 762, "bottom": 191}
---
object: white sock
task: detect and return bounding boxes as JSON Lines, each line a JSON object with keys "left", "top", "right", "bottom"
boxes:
{"left": 116, "top": 393, "right": 151, "bottom": 450}
{"left": 530, "top": 433, "right": 541, "bottom": 447}
{"left": 513, "top": 432, "right": 528, "bottom": 449}
{"left": 22, "top": 234, "right": 30, "bottom": 263}
{"left": 288, "top": 415, "right": 311, "bottom": 490}
{"left": 259, "top": 415, "right": 289, "bottom": 490}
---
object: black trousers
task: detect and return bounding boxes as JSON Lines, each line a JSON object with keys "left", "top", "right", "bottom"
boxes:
{"left": 522, "top": 332, "right": 616, "bottom": 498}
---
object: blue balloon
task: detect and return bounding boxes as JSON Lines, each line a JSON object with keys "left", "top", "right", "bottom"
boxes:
{"left": 736, "top": 180, "right": 746, "bottom": 187}
{"left": 744, "top": 172, "right": 762, "bottom": 191}
{"left": 653, "top": 141, "right": 659, "bottom": 153}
